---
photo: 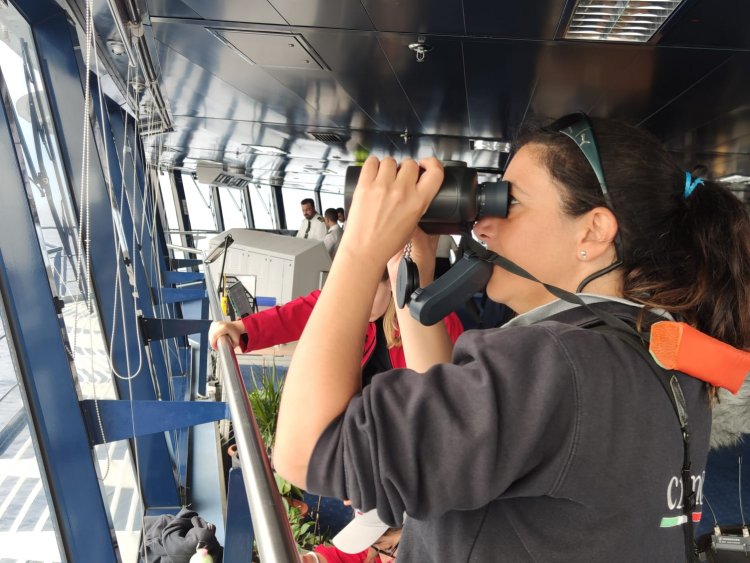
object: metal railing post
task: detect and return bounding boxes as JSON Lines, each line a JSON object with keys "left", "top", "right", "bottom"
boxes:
{"left": 167, "top": 243, "right": 301, "bottom": 562}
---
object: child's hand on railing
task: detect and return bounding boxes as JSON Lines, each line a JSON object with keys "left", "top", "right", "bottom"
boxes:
{"left": 208, "top": 320, "right": 245, "bottom": 352}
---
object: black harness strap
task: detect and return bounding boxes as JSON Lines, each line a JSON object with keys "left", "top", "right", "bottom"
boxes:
{"left": 463, "top": 237, "right": 698, "bottom": 560}
{"left": 463, "top": 238, "right": 651, "bottom": 341}
{"left": 588, "top": 323, "right": 698, "bottom": 563}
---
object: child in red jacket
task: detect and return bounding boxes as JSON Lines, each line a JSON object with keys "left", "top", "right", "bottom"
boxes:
{"left": 302, "top": 509, "right": 400, "bottom": 563}
{"left": 209, "top": 272, "right": 463, "bottom": 377}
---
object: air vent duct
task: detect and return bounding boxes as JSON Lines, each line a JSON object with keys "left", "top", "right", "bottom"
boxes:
{"left": 213, "top": 173, "right": 250, "bottom": 189}
{"left": 307, "top": 131, "right": 350, "bottom": 144}
{"left": 196, "top": 161, "right": 251, "bottom": 189}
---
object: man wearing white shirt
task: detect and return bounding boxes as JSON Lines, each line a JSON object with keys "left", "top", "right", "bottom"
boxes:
{"left": 296, "top": 198, "right": 327, "bottom": 241}
{"left": 322, "top": 208, "right": 344, "bottom": 259}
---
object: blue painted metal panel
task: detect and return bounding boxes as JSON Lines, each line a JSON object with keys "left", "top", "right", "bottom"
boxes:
{"left": 197, "top": 295, "right": 210, "bottom": 396}
{"left": 33, "top": 12, "right": 179, "bottom": 508}
{"left": 181, "top": 345, "right": 193, "bottom": 386}
{"left": 0, "top": 76, "right": 117, "bottom": 561}
{"left": 140, "top": 317, "right": 212, "bottom": 342}
{"left": 164, "top": 270, "right": 205, "bottom": 284}
{"left": 97, "top": 96, "right": 174, "bottom": 404}
{"left": 11, "top": 0, "right": 62, "bottom": 24}
{"left": 224, "top": 468, "right": 255, "bottom": 562}
{"left": 171, "top": 171, "right": 196, "bottom": 249}
{"left": 79, "top": 399, "right": 230, "bottom": 445}
{"left": 158, "top": 286, "right": 208, "bottom": 304}
{"left": 106, "top": 100, "right": 163, "bottom": 293}
{"left": 189, "top": 422, "right": 227, "bottom": 544}
{"left": 106, "top": 101, "right": 192, "bottom": 401}
{"left": 172, "top": 376, "right": 191, "bottom": 494}
{"left": 171, "top": 258, "right": 203, "bottom": 268}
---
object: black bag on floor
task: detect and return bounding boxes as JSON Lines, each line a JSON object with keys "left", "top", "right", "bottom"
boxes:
{"left": 143, "top": 507, "right": 223, "bottom": 563}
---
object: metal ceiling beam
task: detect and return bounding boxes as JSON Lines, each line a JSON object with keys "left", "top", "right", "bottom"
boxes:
{"left": 80, "top": 0, "right": 174, "bottom": 134}
{"left": 55, "top": 0, "right": 138, "bottom": 111}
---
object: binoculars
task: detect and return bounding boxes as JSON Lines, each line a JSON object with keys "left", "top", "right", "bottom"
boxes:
{"left": 344, "top": 163, "right": 509, "bottom": 234}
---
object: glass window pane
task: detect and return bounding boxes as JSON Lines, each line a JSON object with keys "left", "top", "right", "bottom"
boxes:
{"left": 181, "top": 173, "right": 216, "bottom": 252}
{"left": 0, "top": 34, "right": 79, "bottom": 300}
{"left": 281, "top": 187, "right": 317, "bottom": 232}
{"left": 158, "top": 170, "right": 183, "bottom": 248}
{"left": 0, "top": 318, "right": 62, "bottom": 562}
{"left": 218, "top": 187, "right": 248, "bottom": 229}
{"left": 320, "top": 191, "right": 344, "bottom": 218}
{"left": 159, "top": 171, "right": 196, "bottom": 259}
{"left": 248, "top": 183, "right": 276, "bottom": 229}
{"left": 0, "top": 5, "right": 142, "bottom": 560}
{"left": 181, "top": 173, "right": 217, "bottom": 232}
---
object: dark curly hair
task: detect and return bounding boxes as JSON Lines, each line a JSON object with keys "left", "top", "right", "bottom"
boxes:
{"left": 516, "top": 117, "right": 750, "bottom": 349}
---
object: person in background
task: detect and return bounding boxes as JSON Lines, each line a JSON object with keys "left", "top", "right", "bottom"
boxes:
{"left": 336, "top": 207, "right": 346, "bottom": 229}
{"left": 434, "top": 234, "right": 458, "bottom": 278}
{"left": 209, "top": 271, "right": 460, "bottom": 560}
{"left": 296, "top": 198, "right": 327, "bottom": 241}
{"left": 301, "top": 510, "right": 401, "bottom": 563}
{"left": 273, "top": 115, "right": 750, "bottom": 561}
{"left": 323, "top": 208, "right": 344, "bottom": 259}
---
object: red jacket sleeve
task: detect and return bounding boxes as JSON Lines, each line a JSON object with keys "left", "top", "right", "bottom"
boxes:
{"left": 314, "top": 544, "right": 368, "bottom": 563}
{"left": 444, "top": 311, "right": 465, "bottom": 343}
{"left": 240, "top": 290, "right": 321, "bottom": 352}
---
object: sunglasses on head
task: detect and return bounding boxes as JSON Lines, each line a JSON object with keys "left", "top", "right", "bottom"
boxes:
{"left": 548, "top": 112, "right": 624, "bottom": 262}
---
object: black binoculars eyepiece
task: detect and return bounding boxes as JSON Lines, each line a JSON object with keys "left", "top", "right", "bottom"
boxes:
{"left": 344, "top": 164, "right": 509, "bottom": 234}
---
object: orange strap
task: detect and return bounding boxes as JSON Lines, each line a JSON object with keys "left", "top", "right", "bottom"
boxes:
{"left": 649, "top": 321, "right": 750, "bottom": 394}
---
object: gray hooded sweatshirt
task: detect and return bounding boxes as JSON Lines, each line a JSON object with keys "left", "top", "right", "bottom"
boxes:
{"left": 307, "top": 299, "right": 710, "bottom": 562}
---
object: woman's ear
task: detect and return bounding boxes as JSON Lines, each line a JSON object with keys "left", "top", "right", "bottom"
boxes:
{"left": 578, "top": 207, "right": 618, "bottom": 260}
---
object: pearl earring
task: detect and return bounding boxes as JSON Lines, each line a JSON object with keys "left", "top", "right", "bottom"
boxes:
{"left": 579, "top": 250, "right": 587, "bottom": 260}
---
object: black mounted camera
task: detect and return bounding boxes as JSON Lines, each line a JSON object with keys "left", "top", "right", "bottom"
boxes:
{"left": 344, "top": 163, "right": 510, "bottom": 234}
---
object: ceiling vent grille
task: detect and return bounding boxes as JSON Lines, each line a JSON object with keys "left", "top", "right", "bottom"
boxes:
{"left": 196, "top": 161, "right": 250, "bottom": 189}
{"left": 307, "top": 131, "right": 350, "bottom": 144}
{"left": 213, "top": 173, "right": 250, "bottom": 189}
{"left": 563, "top": 0, "right": 683, "bottom": 43}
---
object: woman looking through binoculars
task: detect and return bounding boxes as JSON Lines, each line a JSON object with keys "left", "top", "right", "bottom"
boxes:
{"left": 273, "top": 115, "right": 750, "bottom": 562}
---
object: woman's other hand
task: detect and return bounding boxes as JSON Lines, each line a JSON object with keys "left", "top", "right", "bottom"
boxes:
{"left": 387, "top": 227, "right": 439, "bottom": 288}
{"left": 208, "top": 320, "right": 246, "bottom": 353}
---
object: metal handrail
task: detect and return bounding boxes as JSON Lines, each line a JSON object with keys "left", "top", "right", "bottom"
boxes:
{"left": 164, "top": 229, "right": 220, "bottom": 234}
{"left": 166, "top": 243, "right": 202, "bottom": 254}
{"left": 202, "top": 251, "right": 301, "bottom": 562}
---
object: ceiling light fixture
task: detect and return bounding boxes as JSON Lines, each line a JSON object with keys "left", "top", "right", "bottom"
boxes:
{"left": 718, "top": 174, "right": 750, "bottom": 184}
{"left": 470, "top": 139, "right": 511, "bottom": 152}
{"left": 243, "top": 144, "right": 288, "bottom": 156}
{"left": 563, "top": 0, "right": 683, "bottom": 43}
{"left": 129, "top": 79, "right": 146, "bottom": 93}
{"left": 107, "top": 40, "right": 126, "bottom": 56}
{"left": 408, "top": 36, "right": 432, "bottom": 63}
{"left": 303, "top": 166, "right": 337, "bottom": 174}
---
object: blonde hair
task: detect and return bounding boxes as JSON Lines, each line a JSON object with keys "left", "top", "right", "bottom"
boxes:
{"left": 382, "top": 294, "right": 401, "bottom": 348}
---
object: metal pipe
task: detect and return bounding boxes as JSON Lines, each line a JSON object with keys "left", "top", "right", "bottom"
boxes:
{"left": 164, "top": 242, "right": 301, "bottom": 559}
{"left": 204, "top": 258, "right": 301, "bottom": 562}
{"left": 104, "top": 0, "right": 138, "bottom": 68}
{"left": 102, "top": 0, "right": 173, "bottom": 133}
{"left": 165, "top": 243, "right": 201, "bottom": 254}
{"left": 164, "top": 229, "right": 220, "bottom": 235}
{"left": 61, "top": 0, "right": 138, "bottom": 109}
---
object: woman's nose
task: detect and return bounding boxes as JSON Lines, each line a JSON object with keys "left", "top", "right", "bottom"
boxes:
{"left": 473, "top": 216, "right": 499, "bottom": 241}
